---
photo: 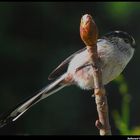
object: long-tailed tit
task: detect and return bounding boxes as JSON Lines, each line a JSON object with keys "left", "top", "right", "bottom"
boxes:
{"left": 0, "top": 30, "right": 136, "bottom": 128}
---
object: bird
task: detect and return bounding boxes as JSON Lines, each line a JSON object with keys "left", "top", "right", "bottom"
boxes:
{"left": 0, "top": 30, "right": 136, "bottom": 128}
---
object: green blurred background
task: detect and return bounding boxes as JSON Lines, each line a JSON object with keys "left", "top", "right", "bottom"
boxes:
{"left": 0, "top": 2, "right": 139, "bottom": 135}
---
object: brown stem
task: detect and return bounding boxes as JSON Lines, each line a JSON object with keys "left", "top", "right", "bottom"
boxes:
{"left": 80, "top": 14, "right": 112, "bottom": 135}
{"left": 95, "top": 93, "right": 111, "bottom": 135}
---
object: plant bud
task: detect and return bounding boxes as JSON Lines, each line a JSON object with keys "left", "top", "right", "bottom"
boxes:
{"left": 80, "top": 14, "right": 98, "bottom": 46}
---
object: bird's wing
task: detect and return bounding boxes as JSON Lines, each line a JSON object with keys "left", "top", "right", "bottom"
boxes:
{"left": 48, "top": 48, "right": 86, "bottom": 80}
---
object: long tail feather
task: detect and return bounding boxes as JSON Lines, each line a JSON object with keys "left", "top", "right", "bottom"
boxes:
{"left": 0, "top": 73, "right": 67, "bottom": 128}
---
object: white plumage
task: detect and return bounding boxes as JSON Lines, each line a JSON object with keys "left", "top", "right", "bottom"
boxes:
{"left": 68, "top": 38, "right": 134, "bottom": 90}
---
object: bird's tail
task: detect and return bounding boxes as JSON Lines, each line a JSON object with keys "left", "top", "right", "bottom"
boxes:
{"left": 0, "top": 73, "right": 67, "bottom": 128}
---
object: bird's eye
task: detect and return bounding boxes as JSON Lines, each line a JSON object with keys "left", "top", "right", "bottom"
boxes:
{"left": 124, "top": 38, "right": 129, "bottom": 43}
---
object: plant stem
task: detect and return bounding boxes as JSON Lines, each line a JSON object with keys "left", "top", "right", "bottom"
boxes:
{"left": 80, "top": 14, "right": 112, "bottom": 135}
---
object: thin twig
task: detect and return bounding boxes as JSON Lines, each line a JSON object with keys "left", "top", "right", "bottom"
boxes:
{"left": 80, "top": 14, "right": 112, "bottom": 135}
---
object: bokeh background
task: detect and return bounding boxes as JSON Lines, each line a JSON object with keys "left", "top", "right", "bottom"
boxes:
{"left": 0, "top": 2, "right": 139, "bottom": 135}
